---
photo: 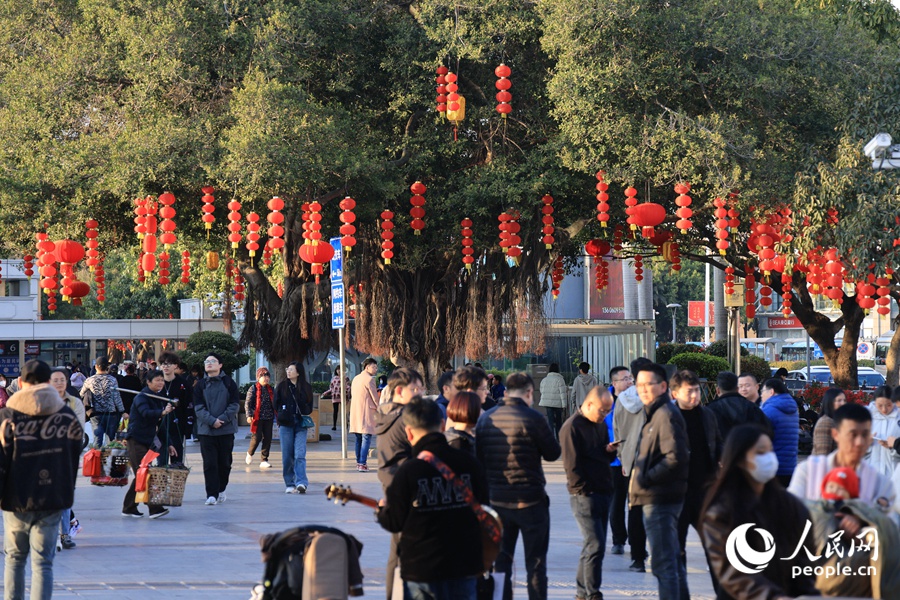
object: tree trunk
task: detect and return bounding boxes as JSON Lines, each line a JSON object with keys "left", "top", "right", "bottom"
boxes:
{"left": 884, "top": 326, "right": 900, "bottom": 386}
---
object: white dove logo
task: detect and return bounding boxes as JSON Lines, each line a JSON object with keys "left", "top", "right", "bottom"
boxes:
{"left": 725, "top": 523, "right": 777, "bottom": 574}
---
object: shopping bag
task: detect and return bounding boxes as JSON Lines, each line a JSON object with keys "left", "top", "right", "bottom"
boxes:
{"left": 82, "top": 448, "right": 102, "bottom": 477}
{"left": 135, "top": 449, "right": 160, "bottom": 493}
{"left": 135, "top": 488, "right": 149, "bottom": 503}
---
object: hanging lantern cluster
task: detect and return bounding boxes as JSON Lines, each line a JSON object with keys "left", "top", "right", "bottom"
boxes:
{"left": 856, "top": 275, "right": 876, "bottom": 312}
{"left": 22, "top": 254, "right": 33, "bottom": 280}
{"left": 95, "top": 256, "right": 106, "bottom": 303}
{"left": 781, "top": 273, "right": 793, "bottom": 316}
{"left": 227, "top": 199, "right": 242, "bottom": 252}
{"left": 745, "top": 263, "right": 757, "bottom": 319}
{"left": 141, "top": 211, "right": 158, "bottom": 278}
{"left": 262, "top": 241, "right": 273, "bottom": 267}
{"left": 435, "top": 66, "right": 448, "bottom": 113}
{"left": 495, "top": 64, "right": 512, "bottom": 116}
{"left": 728, "top": 192, "right": 741, "bottom": 230}
{"left": 713, "top": 197, "right": 729, "bottom": 255}
{"left": 266, "top": 197, "right": 285, "bottom": 253}
{"left": 85, "top": 219, "right": 100, "bottom": 270}
{"left": 823, "top": 248, "right": 843, "bottom": 305}
{"left": 36, "top": 233, "right": 57, "bottom": 313}
{"left": 246, "top": 212, "right": 261, "bottom": 261}
{"left": 674, "top": 182, "right": 692, "bottom": 233}
{"left": 633, "top": 254, "right": 644, "bottom": 283}
{"left": 55, "top": 240, "right": 85, "bottom": 302}
{"left": 381, "top": 210, "right": 395, "bottom": 265}
{"left": 410, "top": 181, "right": 426, "bottom": 235}
{"left": 632, "top": 202, "right": 666, "bottom": 239}
{"left": 624, "top": 187, "right": 638, "bottom": 232}
{"left": 339, "top": 196, "right": 357, "bottom": 253}
{"left": 551, "top": 255, "right": 564, "bottom": 299}
{"left": 498, "top": 213, "right": 510, "bottom": 253}
{"left": 445, "top": 71, "right": 465, "bottom": 134}
{"left": 181, "top": 251, "right": 191, "bottom": 284}
{"left": 201, "top": 187, "right": 216, "bottom": 235}
{"left": 541, "top": 194, "right": 555, "bottom": 249}
{"left": 461, "top": 218, "right": 475, "bottom": 271}
{"left": 596, "top": 171, "right": 610, "bottom": 227}
{"left": 298, "top": 201, "right": 333, "bottom": 283}
{"left": 876, "top": 275, "right": 891, "bottom": 315}
{"left": 301, "top": 202, "right": 311, "bottom": 241}
{"left": 613, "top": 225, "right": 624, "bottom": 255}
{"left": 585, "top": 240, "right": 611, "bottom": 292}
{"left": 158, "top": 192, "right": 177, "bottom": 248}
{"left": 158, "top": 250, "right": 171, "bottom": 285}
{"left": 505, "top": 210, "right": 522, "bottom": 266}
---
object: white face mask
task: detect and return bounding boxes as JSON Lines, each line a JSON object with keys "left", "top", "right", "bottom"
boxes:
{"left": 748, "top": 451, "right": 779, "bottom": 484}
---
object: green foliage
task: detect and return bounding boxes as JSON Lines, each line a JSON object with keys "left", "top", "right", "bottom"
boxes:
{"left": 650, "top": 260, "right": 707, "bottom": 344}
{"left": 739, "top": 355, "right": 772, "bottom": 387}
{"left": 312, "top": 381, "right": 330, "bottom": 395}
{"left": 706, "top": 340, "right": 748, "bottom": 358}
{"left": 656, "top": 343, "right": 703, "bottom": 365}
{"left": 668, "top": 353, "right": 731, "bottom": 380}
{"left": 770, "top": 359, "right": 829, "bottom": 371}
{"left": 178, "top": 331, "right": 249, "bottom": 375}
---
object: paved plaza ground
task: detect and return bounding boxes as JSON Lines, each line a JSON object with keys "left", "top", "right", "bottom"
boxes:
{"left": 0, "top": 428, "right": 717, "bottom": 599}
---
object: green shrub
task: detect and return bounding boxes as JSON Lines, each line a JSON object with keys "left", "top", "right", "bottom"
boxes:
{"left": 858, "top": 359, "right": 875, "bottom": 368}
{"left": 312, "top": 381, "right": 329, "bottom": 394}
{"left": 668, "top": 353, "right": 731, "bottom": 380}
{"left": 770, "top": 359, "right": 828, "bottom": 371}
{"left": 178, "top": 331, "right": 250, "bottom": 375}
{"left": 657, "top": 343, "right": 703, "bottom": 364}
{"left": 739, "top": 355, "right": 772, "bottom": 386}
{"left": 705, "top": 340, "right": 748, "bottom": 357}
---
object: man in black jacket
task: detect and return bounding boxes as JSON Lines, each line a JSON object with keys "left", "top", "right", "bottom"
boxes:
{"left": 706, "top": 371, "right": 770, "bottom": 441}
{"left": 377, "top": 396, "right": 487, "bottom": 599}
{"left": 630, "top": 363, "right": 689, "bottom": 600}
{"left": 476, "top": 372, "right": 561, "bottom": 600}
{"left": 0, "top": 359, "right": 82, "bottom": 600}
{"left": 157, "top": 351, "right": 193, "bottom": 465}
{"left": 560, "top": 386, "right": 618, "bottom": 600}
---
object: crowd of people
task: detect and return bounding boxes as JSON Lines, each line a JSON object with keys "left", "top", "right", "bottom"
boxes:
{"left": 4, "top": 352, "right": 900, "bottom": 600}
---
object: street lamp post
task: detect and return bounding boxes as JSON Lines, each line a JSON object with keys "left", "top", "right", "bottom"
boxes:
{"left": 666, "top": 303, "right": 682, "bottom": 343}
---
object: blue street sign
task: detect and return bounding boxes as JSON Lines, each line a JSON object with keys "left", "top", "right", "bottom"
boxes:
{"left": 330, "top": 237, "right": 343, "bottom": 283}
{"left": 331, "top": 283, "right": 345, "bottom": 329}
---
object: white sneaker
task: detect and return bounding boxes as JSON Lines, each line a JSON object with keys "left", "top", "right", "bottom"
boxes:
{"left": 245, "top": 453, "right": 253, "bottom": 465}
{"left": 260, "top": 461, "right": 271, "bottom": 469}
{"left": 296, "top": 484, "right": 307, "bottom": 494}
{"left": 285, "top": 486, "right": 299, "bottom": 494}
{"left": 217, "top": 492, "right": 226, "bottom": 504}
{"left": 205, "top": 496, "right": 217, "bottom": 505}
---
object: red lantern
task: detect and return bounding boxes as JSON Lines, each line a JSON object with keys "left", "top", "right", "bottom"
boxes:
{"left": 54, "top": 240, "right": 85, "bottom": 265}
{"left": 201, "top": 187, "right": 216, "bottom": 234}
{"left": 85, "top": 219, "right": 100, "bottom": 270}
{"left": 69, "top": 280, "right": 90, "bottom": 306}
{"left": 246, "top": 212, "right": 261, "bottom": 259}
{"left": 36, "top": 233, "right": 56, "bottom": 297}
{"left": 584, "top": 239, "right": 611, "bottom": 258}
{"left": 410, "top": 181, "right": 426, "bottom": 235}
{"left": 181, "top": 251, "right": 191, "bottom": 284}
{"left": 674, "top": 182, "right": 692, "bottom": 233}
{"left": 446, "top": 72, "right": 460, "bottom": 113}
{"left": 624, "top": 187, "right": 638, "bottom": 231}
{"left": 498, "top": 212, "right": 511, "bottom": 253}
{"left": 158, "top": 191, "right": 177, "bottom": 248}
{"left": 158, "top": 251, "right": 171, "bottom": 285}
{"left": 234, "top": 266, "right": 245, "bottom": 303}
{"left": 551, "top": 255, "right": 564, "bottom": 299}
{"left": 339, "top": 196, "right": 357, "bottom": 253}
{"left": 309, "top": 201, "right": 325, "bottom": 243}
{"left": 262, "top": 240, "right": 273, "bottom": 267}
{"left": 725, "top": 266, "right": 735, "bottom": 296}
{"left": 506, "top": 210, "right": 522, "bottom": 265}
{"left": 227, "top": 199, "right": 242, "bottom": 250}
{"left": 613, "top": 225, "right": 624, "bottom": 255}
{"left": 856, "top": 279, "right": 876, "bottom": 311}
{"left": 633, "top": 254, "right": 644, "bottom": 283}
{"left": 631, "top": 203, "right": 666, "bottom": 239}
{"left": 584, "top": 241, "right": 611, "bottom": 292}
{"left": 134, "top": 197, "right": 147, "bottom": 239}
{"left": 95, "top": 257, "right": 106, "bottom": 303}
{"left": 541, "top": 194, "right": 555, "bottom": 249}
{"left": 22, "top": 254, "right": 34, "bottom": 279}
{"left": 495, "top": 64, "right": 512, "bottom": 116}
{"left": 596, "top": 171, "right": 610, "bottom": 228}
{"left": 461, "top": 218, "right": 475, "bottom": 271}
{"left": 381, "top": 210, "right": 395, "bottom": 265}
{"left": 781, "top": 272, "right": 792, "bottom": 316}
{"left": 876, "top": 276, "right": 891, "bottom": 315}
{"left": 714, "top": 197, "right": 729, "bottom": 256}
{"left": 267, "top": 196, "right": 285, "bottom": 253}
{"left": 435, "top": 66, "right": 448, "bottom": 113}
{"left": 142, "top": 252, "right": 156, "bottom": 274}
{"left": 46, "top": 289, "right": 57, "bottom": 314}
{"left": 745, "top": 264, "right": 756, "bottom": 319}
{"left": 728, "top": 191, "right": 741, "bottom": 230}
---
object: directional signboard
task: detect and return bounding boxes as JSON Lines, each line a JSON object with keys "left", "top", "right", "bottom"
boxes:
{"left": 330, "top": 237, "right": 345, "bottom": 329}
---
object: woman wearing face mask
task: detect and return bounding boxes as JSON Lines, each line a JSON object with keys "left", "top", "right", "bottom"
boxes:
{"left": 812, "top": 387, "right": 846, "bottom": 456}
{"left": 0, "top": 374, "right": 8, "bottom": 408}
{"left": 700, "top": 425, "right": 818, "bottom": 600}
{"left": 865, "top": 386, "right": 900, "bottom": 478}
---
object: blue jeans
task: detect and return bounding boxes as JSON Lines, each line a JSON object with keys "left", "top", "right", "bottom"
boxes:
{"left": 4, "top": 509, "right": 63, "bottom": 600}
{"left": 354, "top": 433, "right": 372, "bottom": 465}
{"left": 494, "top": 500, "right": 550, "bottom": 600}
{"left": 281, "top": 424, "right": 309, "bottom": 488}
{"left": 91, "top": 413, "right": 120, "bottom": 446}
{"left": 403, "top": 577, "right": 476, "bottom": 600}
{"left": 58, "top": 508, "right": 71, "bottom": 537}
{"left": 569, "top": 493, "right": 611, "bottom": 599}
{"left": 642, "top": 502, "right": 688, "bottom": 600}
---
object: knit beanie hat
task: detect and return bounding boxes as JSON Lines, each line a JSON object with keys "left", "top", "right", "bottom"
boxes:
{"left": 256, "top": 367, "right": 271, "bottom": 379}
{"left": 821, "top": 467, "right": 859, "bottom": 500}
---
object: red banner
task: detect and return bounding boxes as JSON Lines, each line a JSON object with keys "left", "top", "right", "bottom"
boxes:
{"left": 767, "top": 316, "right": 802, "bottom": 329}
{"left": 687, "top": 301, "right": 714, "bottom": 327}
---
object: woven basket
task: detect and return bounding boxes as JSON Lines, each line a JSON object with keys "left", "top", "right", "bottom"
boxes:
{"left": 147, "top": 467, "right": 190, "bottom": 506}
{"left": 92, "top": 447, "right": 130, "bottom": 486}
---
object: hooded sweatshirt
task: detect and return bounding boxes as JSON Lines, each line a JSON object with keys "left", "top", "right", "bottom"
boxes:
{"left": 612, "top": 385, "right": 645, "bottom": 476}
{"left": 761, "top": 392, "right": 799, "bottom": 476}
{"left": 0, "top": 384, "right": 82, "bottom": 512}
{"left": 570, "top": 373, "right": 598, "bottom": 409}
{"left": 375, "top": 401, "right": 410, "bottom": 492}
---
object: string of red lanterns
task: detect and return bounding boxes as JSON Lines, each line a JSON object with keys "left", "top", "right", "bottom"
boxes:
{"left": 227, "top": 199, "right": 242, "bottom": 252}
{"left": 95, "top": 255, "right": 106, "bottom": 303}
{"left": 85, "top": 219, "right": 100, "bottom": 270}
{"left": 674, "top": 182, "right": 692, "bottom": 233}
{"left": 596, "top": 171, "right": 610, "bottom": 228}
{"left": 201, "top": 187, "right": 216, "bottom": 237}
{"left": 461, "top": 218, "right": 475, "bottom": 271}
{"left": 380, "top": 210, "right": 395, "bottom": 265}
{"left": 158, "top": 192, "right": 177, "bottom": 249}
{"left": 267, "top": 197, "right": 285, "bottom": 253}
{"left": 745, "top": 263, "right": 756, "bottom": 319}
{"left": 551, "top": 255, "right": 564, "bottom": 299}
{"left": 410, "top": 181, "right": 426, "bottom": 235}
{"left": 339, "top": 196, "right": 357, "bottom": 253}
{"left": 436, "top": 66, "right": 448, "bottom": 114}
{"left": 158, "top": 250, "right": 171, "bottom": 285}
{"left": 541, "top": 194, "right": 555, "bottom": 249}
{"left": 624, "top": 186, "right": 638, "bottom": 232}
{"left": 246, "top": 212, "right": 261, "bottom": 262}
{"left": 713, "top": 197, "right": 728, "bottom": 256}
{"left": 495, "top": 64, "right": 512, "bottom": 116}
{"left": 506, "top": 210, "right": 522, "bottom": 266}
{"left": 181, "top": 251, "right": 191, "bottom": 285}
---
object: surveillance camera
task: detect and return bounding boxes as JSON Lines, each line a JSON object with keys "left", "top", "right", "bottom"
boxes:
{"left": 864, "top": 133, "right": 892, "bottom": 159}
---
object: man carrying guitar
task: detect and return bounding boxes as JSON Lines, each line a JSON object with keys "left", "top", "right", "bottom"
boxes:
{"left": 375, "top": 396, "right": 490, "bottom": 600}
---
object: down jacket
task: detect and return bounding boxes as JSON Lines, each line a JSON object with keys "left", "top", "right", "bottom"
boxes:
{"left": 630, "top": 393, "right": 689, "bottom": 506}
{"left": 761, "top": 392, "right": 799, "bottom": 477}
{"left": 475, "top": 396, "right": 561, "bottom": 505}
{"left": 538, "top": 372, "right": 568, "bottom": 409}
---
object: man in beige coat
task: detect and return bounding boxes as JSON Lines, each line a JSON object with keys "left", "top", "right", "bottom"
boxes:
{"left": 350, "top": 358, "right": 379, "bottom": 472}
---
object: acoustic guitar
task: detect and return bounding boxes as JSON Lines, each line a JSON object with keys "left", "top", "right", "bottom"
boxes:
{"left": 324, "top": 484, "right": 502, "bottom": 572}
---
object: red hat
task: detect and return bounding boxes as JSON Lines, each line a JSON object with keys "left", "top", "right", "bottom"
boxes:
{"left": 821, "top": 467, "right": 860, "bottom": 500}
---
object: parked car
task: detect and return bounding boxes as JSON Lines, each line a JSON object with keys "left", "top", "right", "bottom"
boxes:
{"left": 787, "top": 367, "right": 884, "bottom": 389}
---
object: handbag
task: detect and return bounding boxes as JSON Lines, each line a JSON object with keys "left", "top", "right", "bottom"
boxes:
{"left": 300, "top": 414, "right": 315, "bottom": 429}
